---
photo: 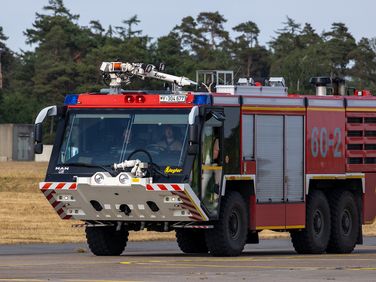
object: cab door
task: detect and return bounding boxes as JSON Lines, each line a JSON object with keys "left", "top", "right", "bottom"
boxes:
{"left": 200, "top": 110, "right": 224, "bottom": 216}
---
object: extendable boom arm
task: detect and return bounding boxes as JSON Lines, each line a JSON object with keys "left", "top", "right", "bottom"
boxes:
{"left": 100, "top": 61, "right": 197, "bottom": 88}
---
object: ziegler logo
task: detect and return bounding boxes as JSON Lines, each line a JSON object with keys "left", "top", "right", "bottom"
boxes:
{"left": 154, "top": 73, "right": 166, "bottom": 79}
{"left": 164, "top": 166, "right": 183, "bottom": 174}
{"left": 55, "top": 167, "right": 69, "bottom": 174}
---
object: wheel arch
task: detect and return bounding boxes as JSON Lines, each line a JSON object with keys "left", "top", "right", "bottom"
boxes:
{"left": 307, "top": 178, "right": 364, "bottom": 200}
{"left": 222, "top": 176, "right": 255, "bottom": 201}
{"left": 306, "top": 174, "right": 364, "bottom": 197}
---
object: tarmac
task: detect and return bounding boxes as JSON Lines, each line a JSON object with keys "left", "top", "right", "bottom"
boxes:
{"left": 1, "top": 237, "right": 376, "bottom": 281}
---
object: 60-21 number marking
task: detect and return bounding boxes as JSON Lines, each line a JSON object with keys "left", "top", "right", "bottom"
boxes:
{"left": 311, "top": 127, "right": 342, "bottom": 158}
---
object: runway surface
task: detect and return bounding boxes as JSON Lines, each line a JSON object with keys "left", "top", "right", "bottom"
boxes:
{"left": 1, "top": 237, "right": 376, "bottom": 281}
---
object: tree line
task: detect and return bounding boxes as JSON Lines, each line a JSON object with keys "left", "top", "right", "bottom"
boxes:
{"left": 0, "top": 0, "right": 375, "bottom": 123}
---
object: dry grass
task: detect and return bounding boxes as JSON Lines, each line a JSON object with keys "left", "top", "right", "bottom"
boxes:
{"left": 0, "top": 161, "right": 375, "bottom": 244}
{"left": 0, "top": 162, "right": 174, "bottom": 244}
{"left": 0, "top": 161, "right": 47, "bottom": 193}
{"left": 363, "top": 222, "right": 376, "bottom": 236}
{"left": 0, "top": 191, "right": 84, "bottom": 244}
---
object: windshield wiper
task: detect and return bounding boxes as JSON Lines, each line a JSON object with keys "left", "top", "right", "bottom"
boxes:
{"left": 149, "top": 163, "right": 169, "bottom": 178}
{"left": 62, "top": 162, "right": 115, "bottom": 175}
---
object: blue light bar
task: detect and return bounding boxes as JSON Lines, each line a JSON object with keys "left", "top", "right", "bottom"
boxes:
{"left": 193, "top": 94, "right": 212, "bottom": 105}
{"left": 64, "top": 94, "right": 79, "bottom": 105}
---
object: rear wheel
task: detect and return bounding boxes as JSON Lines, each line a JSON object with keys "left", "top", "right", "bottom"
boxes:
{"left": 291, "top": 190, "right": 331, "bottom": 254}
{"left": 86, "top": 225, "right": 129, "bottom": 256}
{"left": 205, "top": 191, "right": 248, "bottom": 256}
{"left": 176, "top": 229, "right": 208, "bottom": 253}
{"left": 327, "top": 191, "right": 359, "bottom": 253}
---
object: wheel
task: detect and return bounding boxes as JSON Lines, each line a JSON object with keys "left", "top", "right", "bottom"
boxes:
{"left": 85, "top": 225, "right": 129, "bottom": 256}
{"left": 290, "top": 190, "right": 331, "bottom": 254}
{"left": 176, "top": 229, "right": 208, "bottom": 253}
{"left": 327, "top": 191, "right": 359, "bottom": 253}
{"left": 205, "top": 191, "right": 248, "bottom": 256}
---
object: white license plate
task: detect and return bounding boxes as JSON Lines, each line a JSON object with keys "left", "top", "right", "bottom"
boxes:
{"left": 159, "top": 95, "right": 186, "bottom": 103}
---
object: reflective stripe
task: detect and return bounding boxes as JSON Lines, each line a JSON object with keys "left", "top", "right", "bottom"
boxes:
{"left": 347, "top": 108, "right": 376, "bottom": 112}
{"left": 202, "top": 165, "right": 223, "bottom": 171}
{"left": 307, "top": 99, "right": 344, "bottom": 107}
{"left": 42, "top": 182, "right": 52, "bottom": 189}
{"left": 225, "top": 175, "right": 253, "bottom": 181}
{"left": 307, "top": 107, "right": 345, "bottom": 112}
{"left": 256, "top": 225, "right": 305, "bottom": 230}
{"left": 212, "top": 96, "right": 240, "bottom": 105}
{"left": 242, "top": 106, "right": 304, "bottom": 112}
{"left": 346, "top": 99, "right": 376, "bottom": 107}
{"left": 56, "top": 183, "right": 65, "bottom": 189}
{"left": 41, "top": 189, "right": 71, "bottom": 220}
{"left": 40, "top": 182, "right": 77, "bottom": 190}
{"left": 146, "top": 184, "right": 185, "bottom": 191}
{"left": 310, "top": 174, "right": 364, "bottom": 180}
{"left": 242, "top": 97, "right": 304, "bottom": 106}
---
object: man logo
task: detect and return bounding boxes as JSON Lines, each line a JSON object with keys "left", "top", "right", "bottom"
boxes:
{"left": 55, "top": 167, "right": 69, "bottom": 174}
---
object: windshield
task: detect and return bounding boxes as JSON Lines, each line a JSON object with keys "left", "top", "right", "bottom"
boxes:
{"left": 58, "top": 109, "right": 189, "bottom": 167}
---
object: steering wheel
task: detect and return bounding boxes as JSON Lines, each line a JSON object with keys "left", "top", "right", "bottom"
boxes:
{"left": 127, "top": 149, "right": 153, "bottom": 163}
{"left": 145, "top": 144, "right": 166, "bottom": 153}
{"left": 126, "top": 149, "right": 168, "bottom": 178}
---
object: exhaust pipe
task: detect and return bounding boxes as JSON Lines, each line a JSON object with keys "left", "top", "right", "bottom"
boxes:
{"left": 310, "top": 77, "right": 331, "bottom": 96}
{"left": 332, "top": 77, "right": 346, "bottom": 96}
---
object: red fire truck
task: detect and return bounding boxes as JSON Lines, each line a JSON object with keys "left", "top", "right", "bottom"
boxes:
{"left": 35, "top": 62, "right": 376, "bottom": 256}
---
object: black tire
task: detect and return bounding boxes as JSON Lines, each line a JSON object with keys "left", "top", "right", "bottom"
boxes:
{"left": 291, "top": 190, "right": 331, "bottom": 254}
{"left": 176, "top": 229, "right": 208, "bottom": 254}
{"left": 86, "top": 225, "right": 129, "bottom": 256}
{"left": 205, "top": 191, "right": 248, "bottom": 256}
{"left": 327, "top": 191, "right": 359, "bottom": 254}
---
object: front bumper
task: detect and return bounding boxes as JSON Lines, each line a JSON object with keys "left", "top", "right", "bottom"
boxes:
{"left": 39, "top": 173, "right": 208, "bottom": 222}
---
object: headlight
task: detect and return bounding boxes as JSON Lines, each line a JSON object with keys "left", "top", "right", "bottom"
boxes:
{"left": 94, "top": 173, "right": 105, "bottom": 184}
{"left": 118, "top": 173, "right": 130, "bottom": 185}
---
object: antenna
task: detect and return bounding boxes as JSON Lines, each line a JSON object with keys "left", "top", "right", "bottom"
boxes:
{"left": 0, "top": 48, "right": 4, "bottom": 90}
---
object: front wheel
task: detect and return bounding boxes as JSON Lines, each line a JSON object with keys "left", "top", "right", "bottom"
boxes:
{"left": 86, "top": 225, "right": 129, "bottom": 256}
{"left": 176, "top": 229, "right": 208, "bottom": 253}
{"left": 291, "top": 190, "right": 331, "bottom": 254}
{"left": 205, "top": 191, "right": 248, "bottom": 256}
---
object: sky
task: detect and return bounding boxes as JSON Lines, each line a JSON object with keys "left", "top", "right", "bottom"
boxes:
{"left": 0, "top": 0, "right": 375, "bottom": 52}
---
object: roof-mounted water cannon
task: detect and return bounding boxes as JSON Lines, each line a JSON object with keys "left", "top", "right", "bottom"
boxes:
{"left": 100, "top": 61, "right": 197, "bottom": 94}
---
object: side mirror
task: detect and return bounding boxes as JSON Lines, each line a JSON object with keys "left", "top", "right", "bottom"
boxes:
{"left": 34, "top": 105, "right": 58, "bottom": 155}
{"left": 34, "top": 123, "right": 44, "bottom": 154}
{"left": 189, "top": 124, "right": 198, "bottom": 144}
{"left": 188, "top": 124, "right": 199, "bottom": 155}
{"left": 35, "top": 123, "right": 43, "bottom": 143}
{"left": 34, "top": 143, "right": 43, "bottom": 154}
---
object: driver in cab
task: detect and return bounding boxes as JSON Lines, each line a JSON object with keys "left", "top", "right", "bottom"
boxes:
{"left": 157, "top": 125, "right": 182, "bottom": 151}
